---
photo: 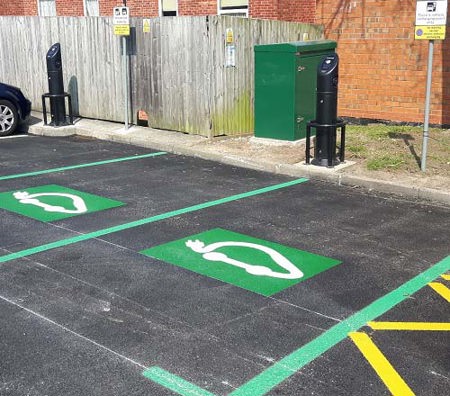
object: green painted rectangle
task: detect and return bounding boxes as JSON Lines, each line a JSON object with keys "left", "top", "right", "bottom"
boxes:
{"left": 0, "top": 184, "right": 124, "bottom": 222}
{"left": 141, "top": 228, "right": 341, "bottom": 296}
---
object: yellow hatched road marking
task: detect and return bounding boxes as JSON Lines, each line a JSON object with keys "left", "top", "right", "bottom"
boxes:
{"left": 440, "top": 274, "right": 450, "bottom": 281}
{"left": 349, "top": 332, "right": 414, "bottom": 396}
{"left": 429, "top": 282, "right": 450, "bottom": 302}
{"left": 368, "top": 321, "right": 450, "bottom": 331}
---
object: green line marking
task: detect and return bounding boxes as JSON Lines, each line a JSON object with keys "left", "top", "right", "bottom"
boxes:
{"left": 143, "top": 256, "right": 450, "bottom": 396}
{"left": 141, "top": 228, "right": 341, "bottom": 296}
{"left": 0, "top": 184, "right": 124, "bottom": 221}
{"left": 143, "top": 367, "right": 216, "bottom": 396}
{"left": 0, "top": 152, "right": 166, "bottom": 181}
{"left": 0, "top": 178, "right": 308, "bottom": 264}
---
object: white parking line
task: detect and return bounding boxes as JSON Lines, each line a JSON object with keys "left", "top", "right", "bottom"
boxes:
{"left": 0, "top": 134, "right": 31, "bottom": 139}
{"left": 0, "top": 293, "right": 147, "bottom": 370}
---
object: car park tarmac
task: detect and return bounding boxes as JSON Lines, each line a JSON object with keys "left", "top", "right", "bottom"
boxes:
{"left": 0, "top": 135, "right": 449, "bottom": 395}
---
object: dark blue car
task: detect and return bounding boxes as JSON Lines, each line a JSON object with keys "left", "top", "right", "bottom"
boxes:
{"left": 0, "top": 82, "right": 32, "bottom": 136}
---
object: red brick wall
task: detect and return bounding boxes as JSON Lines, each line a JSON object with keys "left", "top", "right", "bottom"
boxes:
{"left": 179, "top": 0, "right": 217, "bottom": 16}
{"left": 250, "top": 0, "right": 279, "bottom": 20}
{"left": 1, "top": 0, "right": 316, "bottom": 21}
{"left": 56, "top": 0, "right": 84, "bottom": 16}
{"left": 99, "top": 1, "right": 158, "bottom": 17}
{"left": 249, "top": 0, "right": 315, "bottom": 23}
{"left": 100, "top": 0, "right": 216, "bottom": 17}
{"left": 277, "top": 0, "right": 315, "bottom": 23}
{"left": 316, "top": 0, "right": 449, "bottom": 125}
{"left": 0, "top": 0, "right": 37, "bottom": 15}
{"left": 0, "top": 1, "right": 160, "bottom": 17}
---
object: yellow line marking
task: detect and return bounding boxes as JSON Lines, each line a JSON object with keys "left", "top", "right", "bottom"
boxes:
{"left": 368, "top": 321, "right": 450, "bottom": 331}
{"left": 441, "top": 274, "right": 450, "bottom": 281}
{"left": 429, "top": 282, "right": 450, "bottom": 303}
{"left": 349, "top": 332, "right": 414, "bottom": 396}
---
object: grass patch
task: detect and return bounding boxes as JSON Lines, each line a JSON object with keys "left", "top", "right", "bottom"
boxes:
{"left": 345, "top": 124, "right": 450, "bottom": 175}
{"left": 346, "top": 144, "right": 368, "bottom": 157}
{"left": 367, "top": 155, "right": 406, "bottom": 170}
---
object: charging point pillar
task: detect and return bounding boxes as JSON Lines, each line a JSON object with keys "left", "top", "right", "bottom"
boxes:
{"left": 42, "top": 43, "right": 73, "bottom": 126}
{"left": 306, "top": 53, "right": 346, "bottom": 167}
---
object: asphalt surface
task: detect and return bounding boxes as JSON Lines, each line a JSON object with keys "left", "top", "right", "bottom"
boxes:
{"left": 0, "top": 134, "right": 449, "bottom": 396}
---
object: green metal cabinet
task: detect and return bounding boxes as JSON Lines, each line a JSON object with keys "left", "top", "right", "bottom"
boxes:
{"left": 254, "top": 40, "right": 337, "bottom": 141}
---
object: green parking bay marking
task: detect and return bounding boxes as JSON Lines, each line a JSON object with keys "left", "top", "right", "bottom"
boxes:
{"left": 143, "top": 256, "right": 450, "bottom": 396}
{"left": 0, "top": 152, "right": 166, "bottom": 181}
{"left": 141, "top": 228, "right": 341, "bottom": 296}
{"left": 0, "top": 184, "right": 124, "bottom": 222}
{"left": 0, "top": 178, "right": 308, "bottom": 264}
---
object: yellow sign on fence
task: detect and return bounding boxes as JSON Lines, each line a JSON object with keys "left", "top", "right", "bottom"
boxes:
{"left": 143, "top": 19, "right": 151, "bottom": 33}
{"left": 113, "top": 6, "right": 130, "bottom": 36}
{"left": 114, "top": 25, "right": 130, "bottom": 36}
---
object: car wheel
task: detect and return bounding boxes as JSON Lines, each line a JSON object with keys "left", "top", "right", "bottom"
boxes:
{"left": 0, "top": 99, "right": 18, "bottom": 136}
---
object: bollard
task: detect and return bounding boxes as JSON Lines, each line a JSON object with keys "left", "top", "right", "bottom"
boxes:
{"left": 306, "top": 54, "right": 346, "bottom": 167}
{"left": 43, "top": 43, "right": 72, "bottom": 126}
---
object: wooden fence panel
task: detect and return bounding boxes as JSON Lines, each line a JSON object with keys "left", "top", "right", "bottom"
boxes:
{"left": 207, "top": 16, "right": 323, "bottom": 136}
{"left": 0, "top": 16, "right": 323, "bottom": 136}
{"left": 0, "top": 16, "right": 124, "bottom": 122}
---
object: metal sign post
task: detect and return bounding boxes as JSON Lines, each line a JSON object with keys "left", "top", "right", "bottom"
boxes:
{"left": 113, "top": 2, "right": 130, "bottom": 130}
{"left": 122, "top": 34, "right": 129, "bottom": 130}
{"left": 421, "top": 39, "right": 434, "bottom": 172}
{"left": 415, "top": 0, "right": 447, "bottom": 171}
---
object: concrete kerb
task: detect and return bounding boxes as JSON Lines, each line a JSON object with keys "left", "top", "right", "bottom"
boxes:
{"left": 28, "top": 117, "right": 450, "bottom": 207}
{"left": 29, "top": 124, "right": 76, "bottom": 137}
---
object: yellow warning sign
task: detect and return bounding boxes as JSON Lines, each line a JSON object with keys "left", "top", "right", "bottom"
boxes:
{"left": 114, "top": 25, "right": 130, "bottom": 36}
{"left": 143, "top": 19, "right": 151, "bottom": 33}
{"left": 226, "top": 28, "right": 234, "bottom": 44}
{"left": 415, "top": 25, "right": 446, "bottom": 40}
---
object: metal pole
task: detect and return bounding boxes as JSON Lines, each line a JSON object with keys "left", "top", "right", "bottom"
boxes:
{"left": 122, "top": 35, "right": 129, "bottom": 130}
{"left": 421, "top": 39, "right": 434, "bottom": 172}
{"left": 122, "top": 0, "right": 129, "bottom": 130}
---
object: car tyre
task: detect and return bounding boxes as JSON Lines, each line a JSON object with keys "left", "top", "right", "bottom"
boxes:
{"left": 0, "top": 99, "right": 18, "bottom": 136}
